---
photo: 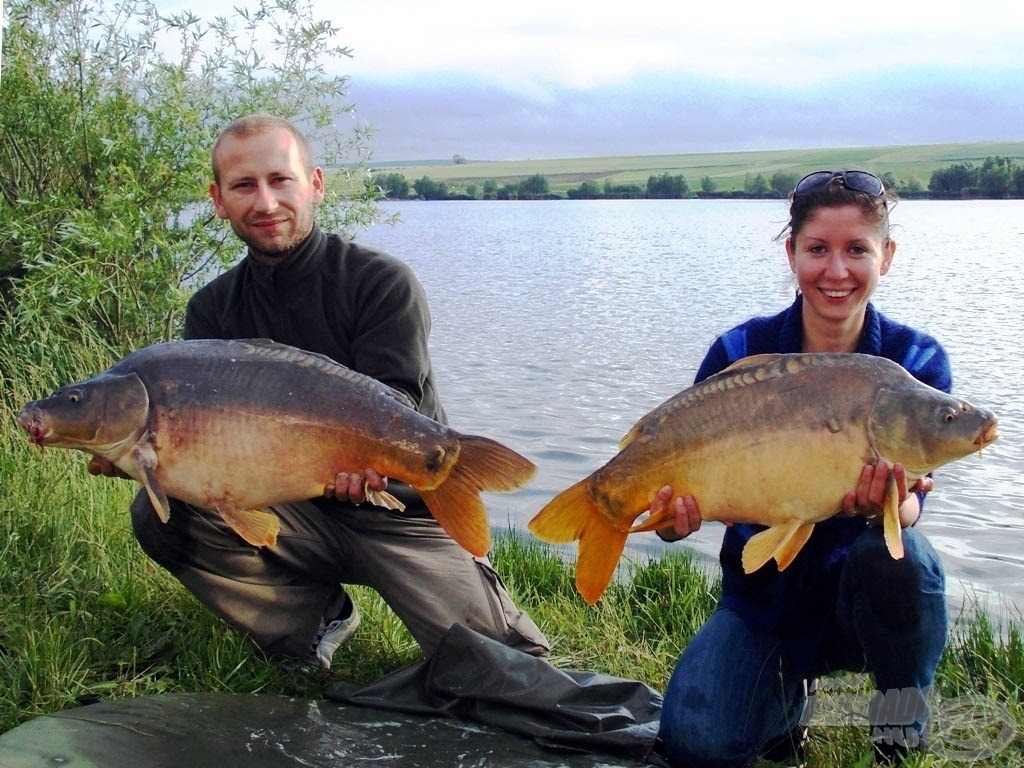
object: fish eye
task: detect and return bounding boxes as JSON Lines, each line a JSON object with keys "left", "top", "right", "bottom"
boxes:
{"left": 67, "top": 388, "right": 83, "bottom": 403}
{"left": 939, "top": 406, "right": 957, "bottom": 423}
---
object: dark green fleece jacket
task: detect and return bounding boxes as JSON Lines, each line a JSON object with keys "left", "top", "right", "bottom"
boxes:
{"left": 184, "top": 224, "right": 446, "bottom": 424}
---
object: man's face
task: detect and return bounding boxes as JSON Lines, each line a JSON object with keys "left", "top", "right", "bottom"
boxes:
{"left": 210, "top": 128, "right": 325, "bottom": 264}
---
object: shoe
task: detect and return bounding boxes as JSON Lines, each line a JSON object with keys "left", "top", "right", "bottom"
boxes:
{"left": 761, "top": 725, "right": 809, "bottom": 767}
{"left": 308, "top": 599, "right": 360, "bottom": 670}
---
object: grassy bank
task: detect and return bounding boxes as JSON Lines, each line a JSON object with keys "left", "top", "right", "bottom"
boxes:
{"left": 1, "top": 422, "right": 1021, "bottom": 765}
{"left": 366, "top": 140, "right": 1024, "bottom": 197}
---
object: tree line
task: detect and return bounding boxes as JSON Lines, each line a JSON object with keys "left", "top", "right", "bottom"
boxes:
{"left": 373, "top": 156, "right": 1024, "bottom": 201}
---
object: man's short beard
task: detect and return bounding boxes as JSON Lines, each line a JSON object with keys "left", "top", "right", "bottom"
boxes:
{"left": 233, "top": 222, "right": 313, "bottom": 264}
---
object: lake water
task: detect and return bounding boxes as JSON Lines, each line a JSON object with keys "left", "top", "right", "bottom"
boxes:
{"left": 355, "top": 199, "right": 1024, "bottom": 620}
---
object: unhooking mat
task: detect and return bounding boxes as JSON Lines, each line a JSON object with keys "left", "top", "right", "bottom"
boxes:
{"left": 0, "top": 626, "right": 667, "bottom": 767}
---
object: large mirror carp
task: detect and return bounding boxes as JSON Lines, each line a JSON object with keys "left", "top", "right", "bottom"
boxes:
{"left": 18, "top": 338, "right": 537, "bottom": 556}
{"left": 529, "top": 353, "right": 999, "bottom": 605}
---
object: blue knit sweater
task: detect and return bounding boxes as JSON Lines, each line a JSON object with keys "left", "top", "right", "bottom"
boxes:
{"left": 694, "top": 295, "right": 952, "bottom": 656}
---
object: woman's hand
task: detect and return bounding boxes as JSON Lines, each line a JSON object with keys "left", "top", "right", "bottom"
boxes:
{"left": 841, "top": 460, "right": 930, "bottom": 528}
{"left": 325, "top": 468, "right": 388, "bottom": 505}
{"left": 651, "top": 485, "right": 702, "bottom": 542}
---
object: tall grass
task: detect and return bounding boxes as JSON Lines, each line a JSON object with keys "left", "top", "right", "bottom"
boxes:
{"left": 1, "top": 420, "right": 1021, "bottom": 765}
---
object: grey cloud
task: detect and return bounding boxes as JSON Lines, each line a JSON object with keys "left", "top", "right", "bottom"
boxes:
{"left": 348, "top": 67, "right": 1024, "bottom": 162}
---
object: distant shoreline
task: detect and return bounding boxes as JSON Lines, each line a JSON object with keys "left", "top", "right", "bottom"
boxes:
{"left": 348, "top": 139, "right": 1024, "bottom": 197}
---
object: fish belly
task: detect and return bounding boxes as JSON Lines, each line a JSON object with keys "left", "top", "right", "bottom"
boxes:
{"left": 595, "top": 415, "right": 871, "bottom": 530}
{"left": 147, "top": 404, "right": 445, "bottom": 511}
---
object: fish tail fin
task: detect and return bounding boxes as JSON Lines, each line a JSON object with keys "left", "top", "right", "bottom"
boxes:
{"left": 529, "top": 479, "right": 626, "bottom": 605}
{"left": 883, "top": 473, "right": 905, "bottom": 560}
{"left": 742, "top": 521, "right": 816, "bottom": 574}
{"left": 528, "top": 479, "right": 593, "bottom": 544}
{"left": 455, "top": 435, "right": 538, "bottom": 492}
{"left": 419, "top": 483, "right": 492, "bottom": 557}
{"left": 217, "top": 506, "right": 280, "bottom": 548}
{"left": 419, "top": 435, "right": 537, "bottom": 557}
{"left": 576, "top": 517, "right": 629, "bottom": 606}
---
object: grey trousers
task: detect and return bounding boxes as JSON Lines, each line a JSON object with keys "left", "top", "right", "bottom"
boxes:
{"left": 130, "top": 488, "right": 550, "bottom": 659}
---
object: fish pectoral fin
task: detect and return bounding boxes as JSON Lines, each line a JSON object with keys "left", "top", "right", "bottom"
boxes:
{"left": 883, "top": 473, "right": 905, "bottom": 560}
{"left": 216, "top": 506, "right": 280, "bottom": 548}
{"left": 741, "top": 521, "right": 815, "bottom": 574}
{"left": 131, "top": 444, "right": 170, "bottom": 523}
{"left": 365, "top": 486, "right": 406, "bottom": 512}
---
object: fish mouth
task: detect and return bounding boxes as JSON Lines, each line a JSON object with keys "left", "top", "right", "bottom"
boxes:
{"left": 16, "top": 408, "right": 50, "bottom": 446}
{"left": 976, "top": 420, "right": 999, "bottom": 449}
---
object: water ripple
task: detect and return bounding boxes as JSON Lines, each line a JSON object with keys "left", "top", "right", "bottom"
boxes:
{"left": 359, "top": 199, "right": 1024, "bottom": 614}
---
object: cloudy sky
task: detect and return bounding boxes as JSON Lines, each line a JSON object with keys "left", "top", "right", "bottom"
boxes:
{"left": 161, "top": 0, "right": 1024, "bottom": 161}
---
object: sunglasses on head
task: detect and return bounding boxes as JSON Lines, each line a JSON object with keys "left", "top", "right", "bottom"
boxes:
{"left": 793, "top": 170, "right": 885, "bottom": 198}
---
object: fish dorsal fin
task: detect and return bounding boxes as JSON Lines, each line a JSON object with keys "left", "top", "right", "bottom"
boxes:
{"left": 618, "top": 353, "right": 788, "bottom": 450}
{"left": 723, "top": 353, "right": 783, "bottom": 371}
{"left": 619, "top": 422, "right": 643, "bottom": 450}
{"left": 234, "top": 338, "right": 418, "bottom": 411}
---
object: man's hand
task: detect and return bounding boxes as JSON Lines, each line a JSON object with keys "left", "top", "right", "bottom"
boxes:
{"left": 324, "top": 468, "right": 388, "bottom": 505}
{"left": 87, "top": 455, "right": 131, "bottom": 480}
{"left": 652, "top": 485, "right": 702, "bottom": 542}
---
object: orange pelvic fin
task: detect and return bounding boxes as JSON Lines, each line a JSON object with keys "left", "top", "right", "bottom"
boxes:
{"left": 741, "top": 520, "right": 816, "bottom": 574}
{"left": 883, "top": 473, "right": 905, "bottom": 560}
{"left": 419, "top": 435, "right": 537, "bottom": 557}
{"left": 529, "top": 479, "right": 627, "bottom": 605}
{"left": 217, "top": 506, "right": 280, "bottom": 547}
{"left": 773, "top": 522, "right": 815, "bottom": 571}
{"left": 628, "top": 505, "right": 677, "bottom": 534}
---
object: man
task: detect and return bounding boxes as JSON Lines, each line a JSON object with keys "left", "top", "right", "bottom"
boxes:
{"left": 95, "top": 114, "right": 549, "bottom": 669}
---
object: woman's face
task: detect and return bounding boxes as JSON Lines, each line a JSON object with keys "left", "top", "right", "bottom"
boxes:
{"left": 786, "top": 203, "right": 895, "bottom": 331}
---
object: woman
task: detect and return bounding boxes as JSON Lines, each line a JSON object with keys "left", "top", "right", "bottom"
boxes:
{"left": 655, "top": 170, "right": 949, "bottom": 766}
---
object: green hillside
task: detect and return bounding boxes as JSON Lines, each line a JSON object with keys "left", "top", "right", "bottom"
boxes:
{"left": 367, "top": 141, "right": 1024, "bottom": 196}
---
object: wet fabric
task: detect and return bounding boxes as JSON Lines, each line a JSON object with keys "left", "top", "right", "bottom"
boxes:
{"left": 0, "top": 625, "right": 666, "bottom": 766}
{"left": 0, "top": 692, "right": 649, "bottom": 767}
{"left": 327, "top": 623, "right": 666, "bottom": 763}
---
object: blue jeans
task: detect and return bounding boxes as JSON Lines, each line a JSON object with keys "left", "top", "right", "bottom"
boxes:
{"left": 657, "top": 527, "right": 947, "bottom": 767}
